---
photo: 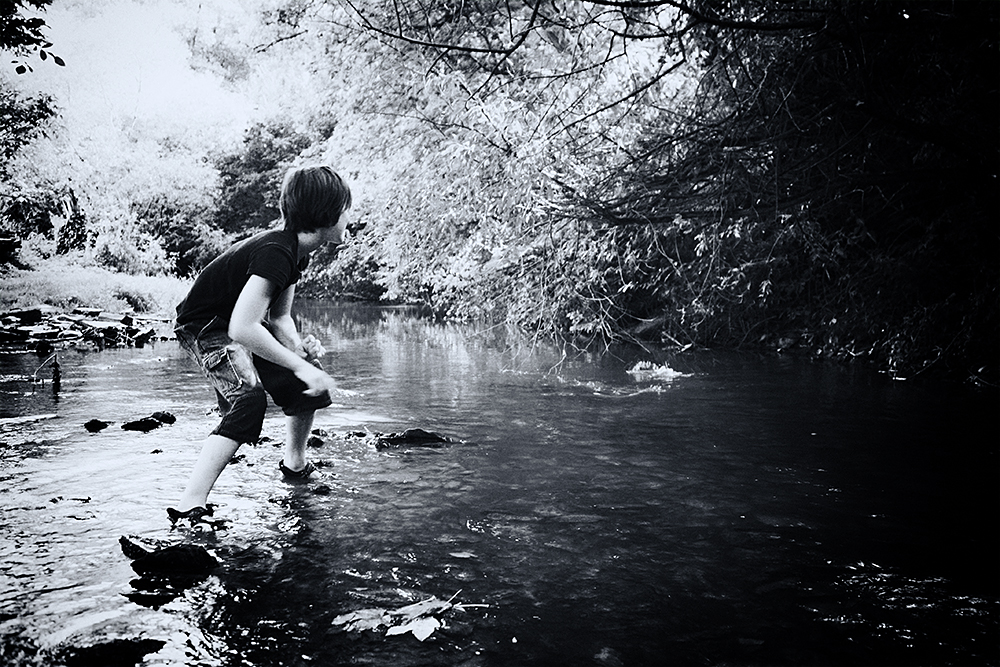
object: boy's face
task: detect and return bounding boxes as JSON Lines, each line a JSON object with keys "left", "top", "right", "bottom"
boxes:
{"left": 323, "top": 209, "right": 350, "bottom": 247}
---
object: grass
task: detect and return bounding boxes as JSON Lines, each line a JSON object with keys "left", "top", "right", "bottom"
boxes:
{"left": 0, "top": 256, "right": 190, "bottom": 317}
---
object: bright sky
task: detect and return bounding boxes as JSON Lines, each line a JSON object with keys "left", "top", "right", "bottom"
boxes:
{"left": 8, "top": 0, "right": 257, "bottom": 146}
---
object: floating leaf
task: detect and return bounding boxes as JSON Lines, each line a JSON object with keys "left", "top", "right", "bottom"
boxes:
{"left": 16, "top": 65, "right": 26, "bottom": 74}
{"left": 333, "top": 592, "right": 486, "bottom": 640}
{"left": 449, "top": 551, "right": 476, "bottom": 559}
{"left": 54, "top": 56, "right": 65, "bottom": 66}
{"left": 332, "top": 607, "right": 390, "bottom": 632}
{"left": 392, "top": 597, "right": 452, "bottom": 619}
{"left": 386, "top": 616, "right": 441, "bottom": 641}
{"left": 39, "top": 50, "right": 47, "bottom": 60}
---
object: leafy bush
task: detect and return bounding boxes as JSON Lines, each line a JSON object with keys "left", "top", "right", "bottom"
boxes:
{"left": 212, "top": 121, "right": 312, "bottom": 235}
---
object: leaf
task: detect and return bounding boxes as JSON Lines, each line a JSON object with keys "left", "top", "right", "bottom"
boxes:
{"left": 449, "top": 551, "right": 476, "bottom": 559}
{"left": 54, "top": 56, "right": 65, "bottom": 66}
{"left": 39, "top": 50, "right": 47, "bottom": 60}
{"left": 16, "top": 65, "right": 26, "bottom": 74}
{"left": 391, "top": 597, "right": 452, "bottom": 619}
{"left": 387, "top": 616, "right": 441, "bottom": 641}
{"left": 332, "top": 607, "right": 390, "bottom": 632}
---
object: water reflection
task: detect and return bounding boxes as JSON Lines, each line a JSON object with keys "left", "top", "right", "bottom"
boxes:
{"left": 0, "top": 302, "right": 996, "bottom": 666}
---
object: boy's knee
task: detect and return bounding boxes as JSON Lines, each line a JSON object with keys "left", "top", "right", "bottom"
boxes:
{"left": 232, "top": 386, "right": 267, "bottom": 416}
{"left": 216, "top": 387, "right": 268, "bottom": 444}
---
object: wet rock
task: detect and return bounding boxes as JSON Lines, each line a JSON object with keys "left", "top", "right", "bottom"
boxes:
{"left": 0, "top": 327, "right": 27, "bottom": 343}
{"left": 150, "top": 411, "right": 176, "bottom": 424}
{"left": 133, "top": 327, "right": 155, "bottom": 348}
{"left": 119, "top": 535, "right": 156, "bottom": 560}
{"left": 130, "top": 545, "right": 218, "bottom": 575}
{"left": 55, "top": 637, "right": 166, "bottom": 667}
{"left": 120, "top": 536, "right": 218, "bottom": 575}
{"left": 84, "top": 419, "right": 110, "bottom": 433}
{"left": 374, "top": 428, "right": 456, "bottom": 449}
{"left": 121, "top": 411, "right": 176, "bottom": 432}
{"left": 122, "top": 587, "right": 185, "bottom": 609}
{"left": 121, "top": 417, "right": 162, "bottom": 432}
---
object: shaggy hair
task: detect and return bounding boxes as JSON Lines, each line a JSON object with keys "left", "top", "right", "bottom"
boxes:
{"left": 279, "top": 165, "right": 352, "bottom": 233}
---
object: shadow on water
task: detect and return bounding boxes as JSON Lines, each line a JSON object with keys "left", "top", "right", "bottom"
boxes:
{"left": 1, "top": 301, "right": 997, "bottom": 666}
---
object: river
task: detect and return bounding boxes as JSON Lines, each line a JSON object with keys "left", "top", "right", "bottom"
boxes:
{"left": 1, "top": 302, "right": 997, "bottom": 666}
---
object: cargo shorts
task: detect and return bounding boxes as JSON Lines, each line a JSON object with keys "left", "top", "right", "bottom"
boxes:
{"left": 175, "top": 319, "right": 332, "bottom": 444}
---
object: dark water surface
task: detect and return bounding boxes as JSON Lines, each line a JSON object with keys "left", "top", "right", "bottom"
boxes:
{"left": 1, "top": 303, "right": 997, "bottom": 666}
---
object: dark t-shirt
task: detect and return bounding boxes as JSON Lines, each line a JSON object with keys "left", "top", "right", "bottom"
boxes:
{"left": 176, "top": 228, "right": 307, "bottom": 335}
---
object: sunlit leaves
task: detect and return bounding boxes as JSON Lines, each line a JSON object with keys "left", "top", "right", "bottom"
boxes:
{"left": 0, "top": 85, "right": 56, "bottom": 178}
{"left": 331, "top": 594, "right": 486, "bottom": 642}
{"left": 2, "top": 1, "right": 65, "bottom": 74}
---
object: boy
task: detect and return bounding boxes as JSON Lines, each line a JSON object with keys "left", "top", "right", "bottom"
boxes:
{"left": 168, "top": 165, "right": 351, "bottom": 527}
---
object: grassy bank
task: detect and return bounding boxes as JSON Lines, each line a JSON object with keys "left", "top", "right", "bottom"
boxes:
{"left": 0, "top": 257, "right": 190, "bottom": 318}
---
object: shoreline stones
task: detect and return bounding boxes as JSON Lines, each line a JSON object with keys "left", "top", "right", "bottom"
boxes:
{"left": 0, "top": 305, "right": 173, "bottom": 353}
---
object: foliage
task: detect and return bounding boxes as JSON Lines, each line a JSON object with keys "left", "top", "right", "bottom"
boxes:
{"left": 0, "top": 79, "right": 57, "bottom": 257}
{"left": 1, "top": 0, "right": 65, "bottom": 74}
{"left": 329, "top": 0, "right": 998, "bottom": 380}
{"left": 212, "top": 120, "right": 313, "bottom": 235}
{"left": 0, "top": 254, "right": 189, "bottom": 316}
{"left": 564, "top": 0, "right": 999, "bottom": 377}
{"left": 0, "top": 83, "right": 54, "bottom": 180}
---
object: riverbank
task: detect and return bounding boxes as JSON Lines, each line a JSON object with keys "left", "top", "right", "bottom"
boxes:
{"left": 0, "top": 257, "right": 190, "bottom": 318}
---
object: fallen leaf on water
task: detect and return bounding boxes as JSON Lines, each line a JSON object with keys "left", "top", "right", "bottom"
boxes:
{"left": 386, "top": 616, "right": 441, "bottom": 641}
{"left": 392, "top": 597, "right": 452, "bottom": 619}
{"left": 331, "top": 608, "right": 390, "bottom": 632}
{"left": 331, "top": 592, "right": 488, "bottom": 642}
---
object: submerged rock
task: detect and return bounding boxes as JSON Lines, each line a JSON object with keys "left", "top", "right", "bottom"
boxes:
{"left": 374, "top": 428, "right": 457, "bottom": 449}
{"left": 120, "top": 535, "right": 218, "bottom": 575}
{"left": 121, "top": 417, "right": 163, "bottom": 433}
{"left": 84, "top": 419, "right": 110, "bottom": 433}
{"left": 149, "top": 411, "right": 176, "bottom": 424}
{"left": 121, "top": 411, "right": 176, "bottom": 432}
{"left": 55, "top": 638, "right": 166, "bottom": 667}
{"left": 120, "top": 536, "right": 217, "bottom": 609}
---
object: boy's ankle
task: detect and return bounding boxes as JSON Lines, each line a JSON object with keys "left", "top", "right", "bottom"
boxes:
{"left": 279, "top": 459, "right": 319, "bottom": 480}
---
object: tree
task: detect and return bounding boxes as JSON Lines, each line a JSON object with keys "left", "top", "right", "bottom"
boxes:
{"left": 1, "top": 0, "right": 65, "bottom": 74}
{"left": 0, "top": 83, "right": 54, "bottom": 178}
{"left": 334, "top": 0, "right": 998, "bottom": 378}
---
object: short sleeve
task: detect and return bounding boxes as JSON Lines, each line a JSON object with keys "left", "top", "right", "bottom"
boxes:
{"left": 247, "top": 241, "right": 295, "bottom": 291}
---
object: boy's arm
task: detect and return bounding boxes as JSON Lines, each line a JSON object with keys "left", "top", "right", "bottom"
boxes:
{"left": 267, "top": 284, "right": 325, "bottom": 360}
{"left": 266, "top": 284, "right": 302, "bottom": 352}
{"left": 229, "top": 276, "right": 336, "bottom": 395}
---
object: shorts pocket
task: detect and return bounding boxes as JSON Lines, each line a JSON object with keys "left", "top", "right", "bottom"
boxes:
{"left": 202, "top": 345, "right": 256, "bottom": 396}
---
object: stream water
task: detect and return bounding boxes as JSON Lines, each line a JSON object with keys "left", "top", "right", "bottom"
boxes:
{"left": 1, "top": 302, "right": 997, "bottom": 666}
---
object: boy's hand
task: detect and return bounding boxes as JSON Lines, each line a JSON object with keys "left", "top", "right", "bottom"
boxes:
{"left": 294, "top": 363, "right": 339, "bottom": 397}
{"left": 296, "top": 334, "right": 326, "bottom": 361}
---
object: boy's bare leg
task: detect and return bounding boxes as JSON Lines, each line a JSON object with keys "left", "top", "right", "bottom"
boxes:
{"left": 177, "top": 433, "right": 241, "bottom": 511}
{"left": 282, "top": 411, "right": 315, "bottom": 472}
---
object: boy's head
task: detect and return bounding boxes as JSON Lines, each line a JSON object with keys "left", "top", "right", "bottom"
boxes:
{"left": 280, "top": 165, "right": 352, "bottom": 233}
